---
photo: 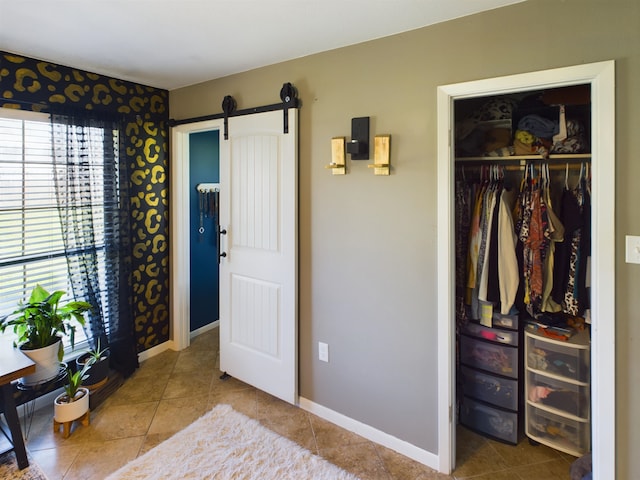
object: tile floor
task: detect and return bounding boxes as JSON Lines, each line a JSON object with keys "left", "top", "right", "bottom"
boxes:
{"left": 15, "top": 327, "right": 576, "bottom": 479}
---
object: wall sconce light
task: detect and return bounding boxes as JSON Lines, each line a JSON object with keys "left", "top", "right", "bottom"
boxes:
{"left": 346, "top": 117, "right": 369, "bottom": 160}
{"left": 368, "top": 135, "right": 391, "bottom": 176}
{"left": 327, "top": 117, "right": 391, "bottom": 176}
{"left": 325, "top": 137, "right": 346, "bottom": 175}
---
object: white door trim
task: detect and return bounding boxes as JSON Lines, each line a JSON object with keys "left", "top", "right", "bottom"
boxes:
{"left": 170, "top": 119, "right": 225, "bottom": 351}
{"left": 437, "top": 61, "right": 616, "bottom": 476}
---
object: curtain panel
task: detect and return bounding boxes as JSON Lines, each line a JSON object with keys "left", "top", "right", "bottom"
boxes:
{"left": 51, "top": 111, "right": 138, "bottom": 377}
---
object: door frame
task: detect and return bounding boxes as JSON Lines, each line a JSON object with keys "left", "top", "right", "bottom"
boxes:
{"left": 436, "top": 61, "right": 616, "bottom": 476}
{"left": 170, "top": 119, "right": 225, "bottom": 350}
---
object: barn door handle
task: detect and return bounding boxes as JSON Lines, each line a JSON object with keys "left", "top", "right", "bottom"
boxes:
{"left": 217, "top": 227, "right": 227, "bottom": 263}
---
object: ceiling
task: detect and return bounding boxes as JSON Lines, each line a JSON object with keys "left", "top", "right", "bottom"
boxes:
{"left": 0, "top": 0, "right": 524, "bottom": 91}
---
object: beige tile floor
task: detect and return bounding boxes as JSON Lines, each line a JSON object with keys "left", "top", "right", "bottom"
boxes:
{"left": 17, "top": 327, "right": 575, "bottom": 479}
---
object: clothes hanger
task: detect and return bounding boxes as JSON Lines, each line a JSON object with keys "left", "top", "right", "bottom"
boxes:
{"left": 544, "top": 163, "right": 553, "bottom": 209}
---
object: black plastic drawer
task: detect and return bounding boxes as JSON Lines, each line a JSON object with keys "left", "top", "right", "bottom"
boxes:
{"left": 462, "top": 322, "right": 518, "bottom": 346}
{"left": 460, "top": 334, "right": 519, "bottom": 379}
{"left": 461, "top": 365, "right": 518, "bottom": 411}
{"left": 460, "top": 396, "right": 519, "bottom": 444}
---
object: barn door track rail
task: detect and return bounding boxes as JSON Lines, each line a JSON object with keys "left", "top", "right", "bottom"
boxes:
{"left": 169, "top": 82, "right": 300, "bottom": 138}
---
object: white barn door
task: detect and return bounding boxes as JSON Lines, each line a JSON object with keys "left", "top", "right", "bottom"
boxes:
{"left": 219, "top": 109, "right": 298, "bottom": 404}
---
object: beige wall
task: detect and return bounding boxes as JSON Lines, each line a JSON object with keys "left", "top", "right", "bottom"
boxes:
{"left": 170, "top": 0, "right": 640, "bottom": 475}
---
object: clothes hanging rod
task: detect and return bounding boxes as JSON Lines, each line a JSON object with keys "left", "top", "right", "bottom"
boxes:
{"left": 503, "top": 163, "right": 585, "bottom": 171}
{"left": 456, "top": 163, "right": 586, "bottom": 172}
{"left": 455, "top": 153, "right": 591, "bottom": 163}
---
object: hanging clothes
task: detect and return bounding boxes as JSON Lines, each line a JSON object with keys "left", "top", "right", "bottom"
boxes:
{"left": 455, "top": 177, "right": 472, "bottom": 327}
{"left": 526, "top": 182, "right": 551, "bottom": 314}
{"left": 457, "top": 161, "right": 590, "bottom": 320}
{"left": 467, "top": 181, "right": 486, "bottom": 320}
{"left": 497, "top": 188, "right": 519, "bottom": 314}
{"left": 576, "top": 178, "right": 591, "bottom": 314}
{"left": 551, "top": 166, "right": 591, "bottom": 316}
{"left": 455, "top": 179, "right": 472, "bottom": 291}
{"left": 478, "top": 182, "right": 499, "bottom": 302}
{"left": 461, "top": 167, "right": 516, "bottom": 319}
{"left": 485, "top": 188, "right": 502, "bottom": 304}
{"left": 541, "top": 165, "right": 565, "bottom": 313}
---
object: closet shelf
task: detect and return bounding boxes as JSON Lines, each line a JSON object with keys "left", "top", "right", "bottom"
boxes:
{"left": 455, "top": 153, "right": 591, "bottom": 162}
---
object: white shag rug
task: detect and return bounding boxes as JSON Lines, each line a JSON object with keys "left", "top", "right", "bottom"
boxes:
{"left": 106, "top": 404, "right": 361, "bottom": 480}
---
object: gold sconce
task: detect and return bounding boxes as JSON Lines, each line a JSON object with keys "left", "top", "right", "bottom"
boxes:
{"left": 327, "top": 117, "right": 391, "bottom": 176}
{"left": 325, "top": 137, "right": 346, "bottom": 175}
{"left": 368, "top": 135, "right": 391, "bottom": 176}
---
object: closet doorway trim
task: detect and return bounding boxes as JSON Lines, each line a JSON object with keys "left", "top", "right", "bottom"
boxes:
{"left": 170, "top": 118, "right": 225, "bottom": 350}
{"left": 436, "top": 61, "right": 615, "bottom": 476}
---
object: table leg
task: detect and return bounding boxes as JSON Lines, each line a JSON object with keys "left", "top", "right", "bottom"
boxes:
{"left": 1, "top": 383, "right": 29, "bottom": 469}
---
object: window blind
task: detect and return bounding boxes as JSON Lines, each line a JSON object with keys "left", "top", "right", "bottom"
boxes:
{"left": 0, "top": 108, "right": 118, "bottom": 349}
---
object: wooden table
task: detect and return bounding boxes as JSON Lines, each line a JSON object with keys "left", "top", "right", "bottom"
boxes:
{"left": 0, "top": 347, "right": 35, "bottom": 470}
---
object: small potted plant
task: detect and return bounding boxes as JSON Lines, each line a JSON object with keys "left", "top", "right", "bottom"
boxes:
{"left": 53, "top": 362, "right": 92, "bottom": 437}
{"left": 75, "top": 338, "right": 110, "bottom": 389}
{"left": 0, "top": 284, "right": 92, "bottom": 385}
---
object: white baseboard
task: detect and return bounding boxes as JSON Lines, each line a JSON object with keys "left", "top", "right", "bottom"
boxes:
{"left": 190, "top": 320, "right": 219, "bottom": 339}
{"left": 298, "top": 397, "right": 440, "bottom": 472}
{"left": 138, "top": 320, "right": 220, "bottom": 363}
{"left": 137, "top": 340, "right": 175, "bottom": 362}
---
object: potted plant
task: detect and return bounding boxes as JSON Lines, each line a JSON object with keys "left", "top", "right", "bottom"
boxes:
{"left": 75, "top": 338, "right": 110, "bottom": 389}
{"left": 53, "top": 362, "right": 92, "bottom": 437}
{"left": 0, "top": 284, "right": 92, "bottom": 385}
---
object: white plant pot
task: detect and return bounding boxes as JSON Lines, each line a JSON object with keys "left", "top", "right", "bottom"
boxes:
{"left": 54, "top": 387, "right": 90, "bottom": 423}
{"left": 20, "top": 339, "right": 62, "bottom": 386}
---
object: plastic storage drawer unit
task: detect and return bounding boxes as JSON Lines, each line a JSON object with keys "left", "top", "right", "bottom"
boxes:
{"left": 462, "top": 322, "right": 518, "bottom": 346}
{"left": 461, "top": 365, "right": 518, "bottom": 411}
{"left": 460, "top": 396, "right": 519, "bottom": 444}
{"left": 524, "top": 329, "right": 591, "bottom": 456}
{"left": 526, "top": 330, "right": 590, "bottom": 383}
{"left": 526, "top": 404, "right": 590, "bottom": 456}
{"left": 492, "top": 312, "right": 519, "bottom": 331}
{"left": 460, "top": 334, "right": 519, "bottom": 379}
{"left": 527, "top": 371, "right": 589, "bottom": 419}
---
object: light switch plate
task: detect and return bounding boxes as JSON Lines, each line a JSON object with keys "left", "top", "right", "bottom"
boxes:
{"left": 625, "top": 235, "right": 640, "bottom": 264}
{"left": 318, "top": 342, "right": 329, "bottom": 362}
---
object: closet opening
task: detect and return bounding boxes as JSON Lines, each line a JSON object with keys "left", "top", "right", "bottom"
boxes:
{"left": 436, "top": 61, "right": 615, "bottom": 479}
{"left": 453, "top": 86, "right": 592, "bottom": 467}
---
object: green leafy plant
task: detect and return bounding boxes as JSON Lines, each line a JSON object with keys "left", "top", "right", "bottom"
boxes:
{"left": 0, "top": 284, "right": 92, "bottom": 359}
{"left": 86, "top": 338, "right": 109, "bottom": 363}
{"left": 61, "top": 360, "right": 94, "bottom": 403}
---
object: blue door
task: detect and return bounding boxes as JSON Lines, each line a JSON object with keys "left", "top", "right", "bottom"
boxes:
{"left": 189, "top": 130, "right": 220, "bottom": 331}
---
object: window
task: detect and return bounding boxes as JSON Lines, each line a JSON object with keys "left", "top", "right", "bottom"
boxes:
{"left": 0, "top": 107, "right": 117, "bottom": 352}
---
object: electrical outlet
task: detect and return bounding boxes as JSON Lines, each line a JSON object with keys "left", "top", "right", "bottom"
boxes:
{"left": 318, "top": 342, "right": 329, "bottom": 362}
{"left": 626, "top": 235, "right": 640, "bottom": 264}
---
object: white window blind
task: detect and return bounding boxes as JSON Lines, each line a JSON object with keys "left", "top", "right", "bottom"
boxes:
{"left": 0, "top": 107, "right": 107, "bottom": 350}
